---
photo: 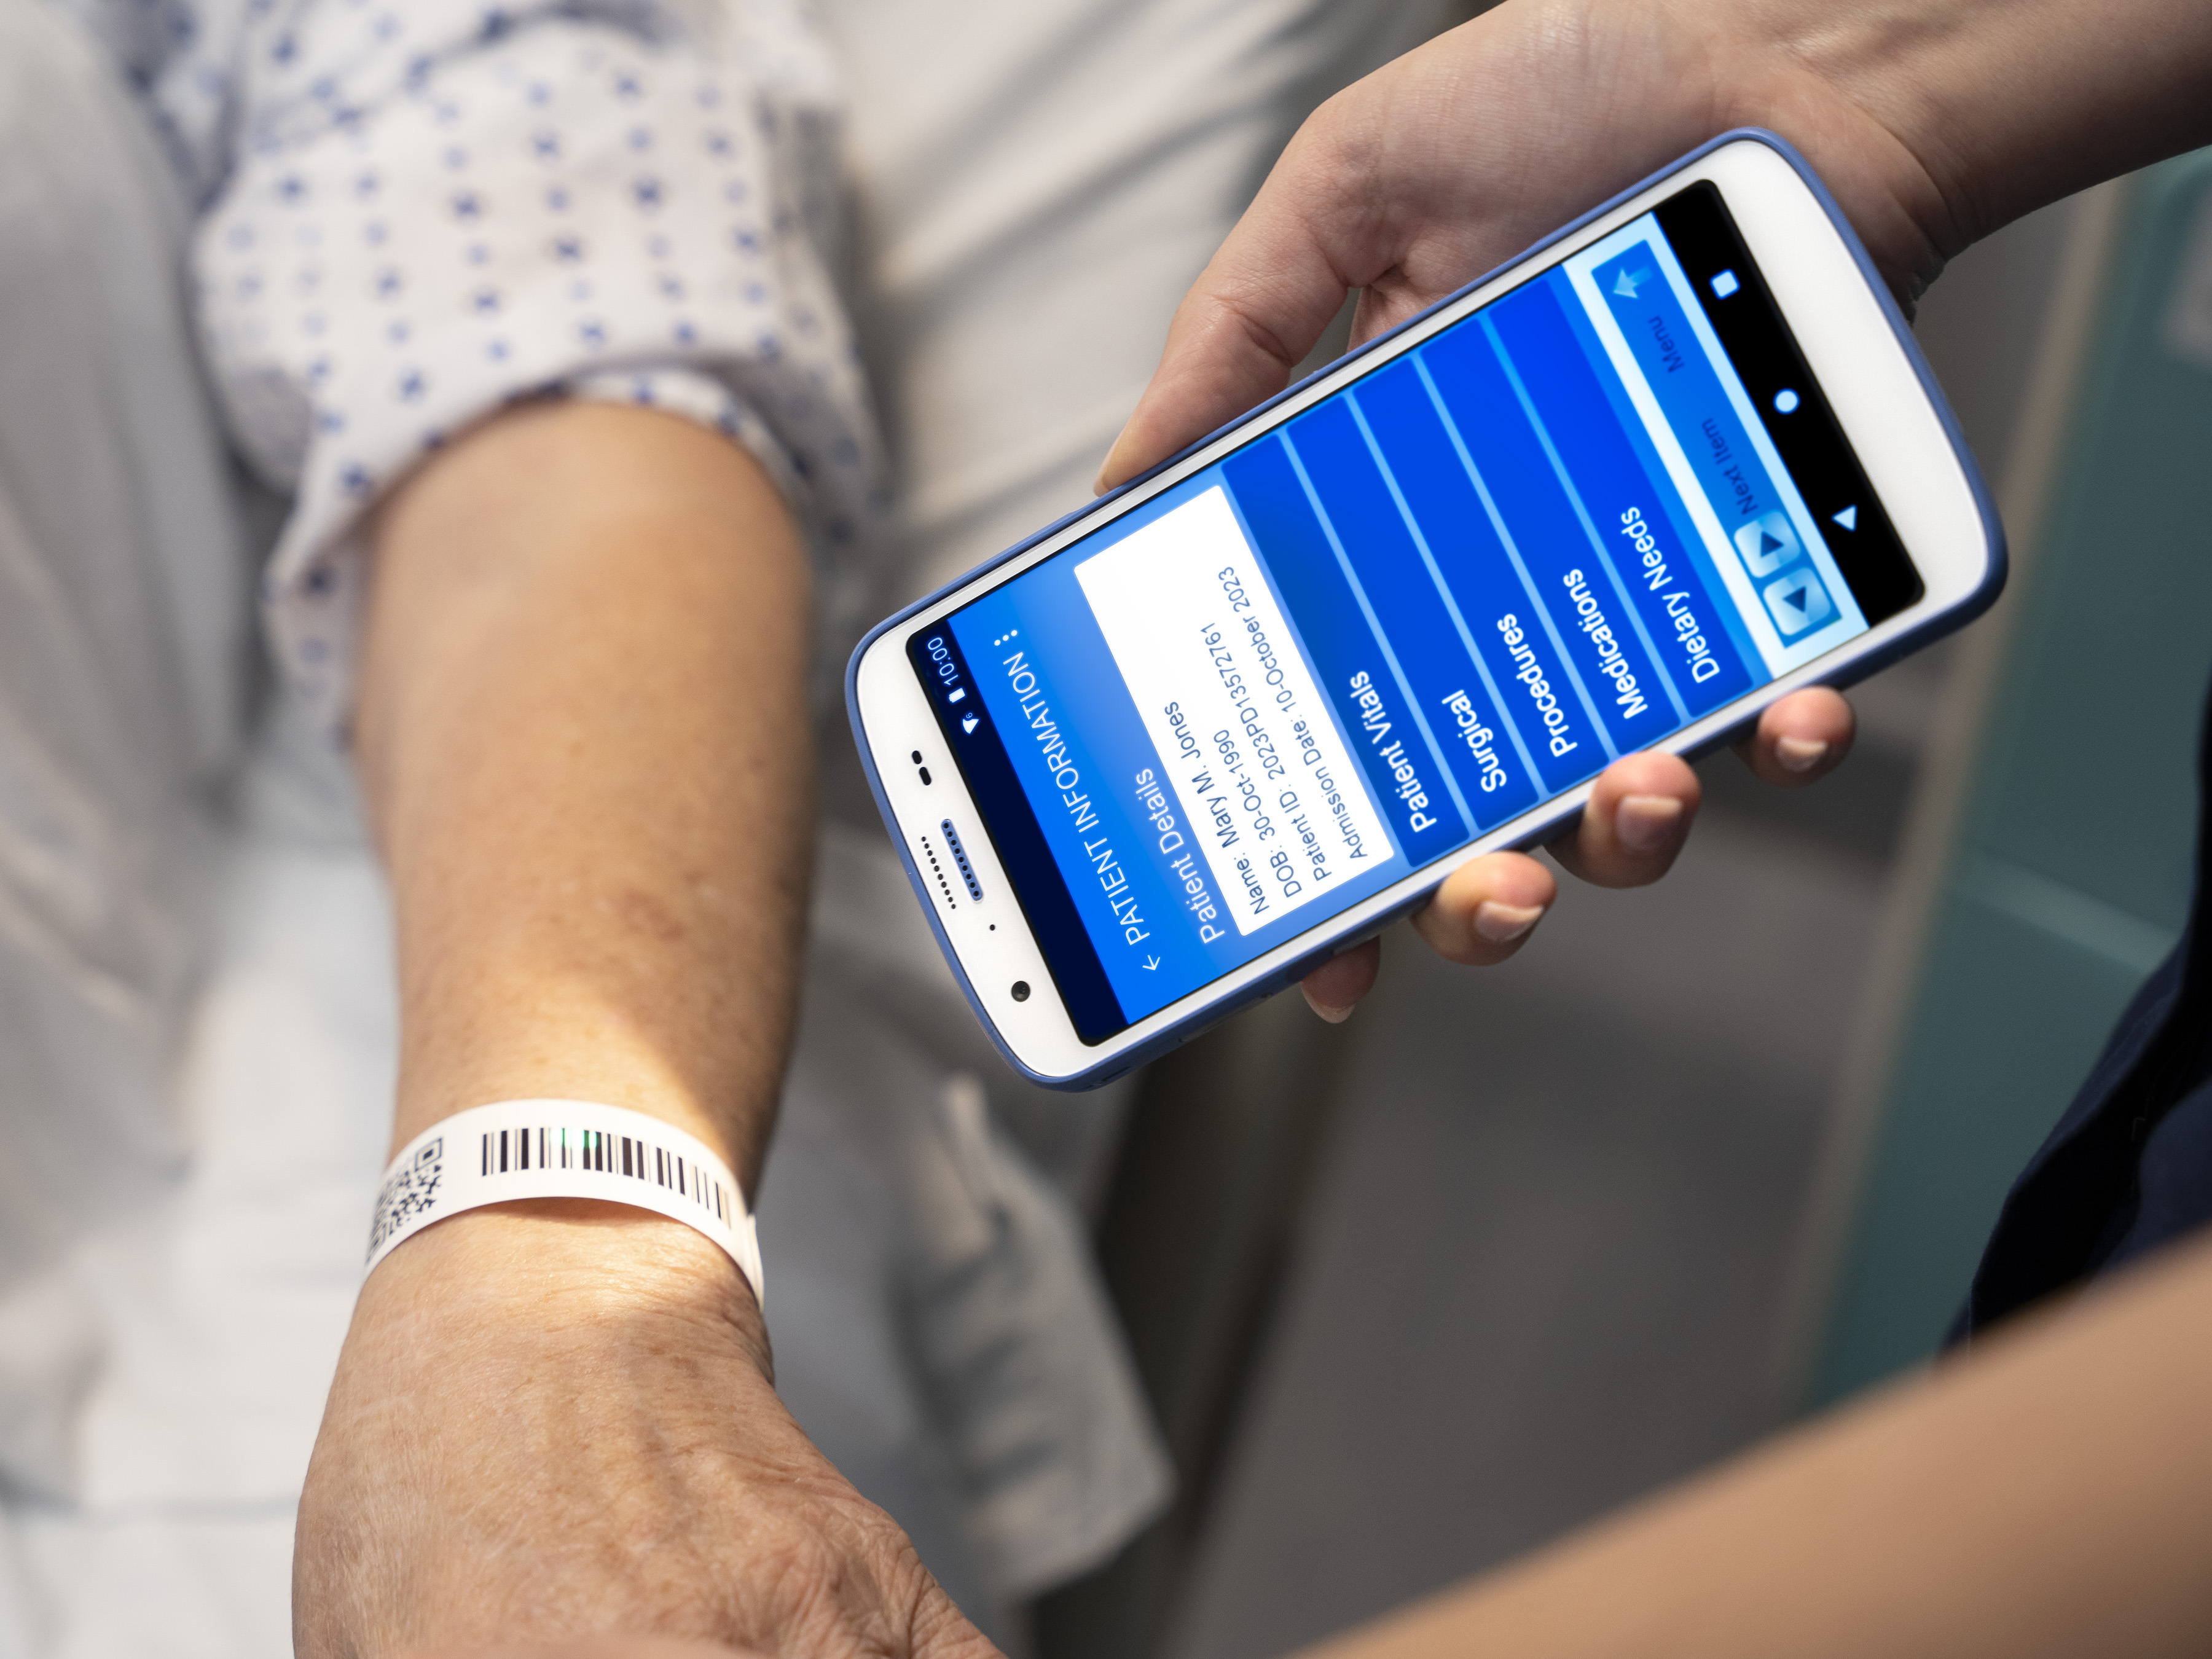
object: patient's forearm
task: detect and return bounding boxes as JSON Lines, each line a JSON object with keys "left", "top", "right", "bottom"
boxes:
{"left": 299, "top": 402, "right": 995, "bottom": 1659}
{"left": 1298, "top": 1230, "right": 2212, "bottom": 1659}
{"left": 355, "top": 400, "right": 812, "bottom": 1195}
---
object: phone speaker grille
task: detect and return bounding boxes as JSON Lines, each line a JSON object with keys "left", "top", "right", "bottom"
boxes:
{"left": 916, "top": 831, "right": 959, "bottom": 911}
{"left": 939, "top": 820, "right": 984, "bottom": 901}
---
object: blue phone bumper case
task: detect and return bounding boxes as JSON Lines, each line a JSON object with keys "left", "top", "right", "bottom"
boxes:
{"left": 844, "top": 128, "right": 2006, "bottom": 1090}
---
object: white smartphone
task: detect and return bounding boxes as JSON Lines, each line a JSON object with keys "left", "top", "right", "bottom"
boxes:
{"left": 847, "top": 131, "right": 2004, "bottom": 1088}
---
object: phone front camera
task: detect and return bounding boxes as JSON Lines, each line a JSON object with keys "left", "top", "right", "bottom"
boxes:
{"left": 1011, "top": 981, "right": 1031, "bottom": 1002}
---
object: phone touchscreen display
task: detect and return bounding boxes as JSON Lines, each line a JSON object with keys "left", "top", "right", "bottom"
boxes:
{"left": 909, "top": 182, "right": 1923, "bottom": 1043}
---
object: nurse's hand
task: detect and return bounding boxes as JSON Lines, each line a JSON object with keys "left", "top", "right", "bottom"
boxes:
{"left": 1094, "top": 0, "right": 1993, "bottom": 1016}
{"left": 300, "top": 1204, "right": 998, "bottom": 1659}
{"left": 1292, "top": 691, "right": 1855, "bottom": 1019}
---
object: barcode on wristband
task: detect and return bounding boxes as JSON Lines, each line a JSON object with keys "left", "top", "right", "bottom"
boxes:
{"left": 478, "top": 1126, "right": 731, "bottom": 1223}
{"left": 366, "top": 1124, "right": 733, "bottom": 1265}
{"left": 368, "top": 1137, "right": 446, "bottom": 1258}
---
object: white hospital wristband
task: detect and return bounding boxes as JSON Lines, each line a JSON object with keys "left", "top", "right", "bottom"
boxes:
{"left": 364, "top": 1100, "right": 763, "bottom": 1307}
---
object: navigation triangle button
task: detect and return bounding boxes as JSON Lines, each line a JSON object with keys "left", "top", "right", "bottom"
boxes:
{"left": 1760, "top": 569, "right": 1835, "bottom": 637}
{"left": 1733, "top": 510, "right": 1802, "bottom": 576}
{"left": 1832, "top": 504, "right": 1858, "bottom": 531}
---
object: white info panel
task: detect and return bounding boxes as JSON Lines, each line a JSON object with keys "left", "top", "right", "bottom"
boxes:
{"left": 1077, "top": 487, "right": 1392, "bottom": 935}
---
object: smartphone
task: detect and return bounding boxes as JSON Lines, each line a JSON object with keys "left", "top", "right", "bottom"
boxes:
{"left": 847, "top": 131, "right": 2004, "bottom": 1088}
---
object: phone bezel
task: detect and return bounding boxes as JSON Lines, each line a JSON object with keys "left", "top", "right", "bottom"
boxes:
{"left": 848, "top": 130, "right": 2006, "bottom": 1088}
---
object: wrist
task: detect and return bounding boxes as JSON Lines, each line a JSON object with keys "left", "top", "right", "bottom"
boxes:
{"left": 369, "top": 1099, "right": 763, "bottom": 1316}
{"left": 1712, "top": 0, "right": 2212, "bottom": 269}
{"left": 1681, "top": 0, "right": 1966, "bottom": 296}
{"left": 358, "top": 1199, "right": 772, "bottom": 1381}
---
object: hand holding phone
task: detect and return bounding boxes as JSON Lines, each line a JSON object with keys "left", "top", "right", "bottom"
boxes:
{"left": 850, "top": 133, "right": 2002, "bottom": 1087}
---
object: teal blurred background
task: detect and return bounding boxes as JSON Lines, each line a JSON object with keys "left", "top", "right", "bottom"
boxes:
{"left": 1043, "top": 119, "right": 2212, "bottom": 1659}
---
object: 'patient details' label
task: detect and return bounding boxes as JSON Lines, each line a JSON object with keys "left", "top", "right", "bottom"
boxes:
{"left": 1076, "top": 488, "right": 1389, "bottom": 935}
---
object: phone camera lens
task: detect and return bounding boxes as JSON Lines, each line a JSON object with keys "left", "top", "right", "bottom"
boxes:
{"left": 1011, "top": 981, "right": 1031, "bottom": 1002}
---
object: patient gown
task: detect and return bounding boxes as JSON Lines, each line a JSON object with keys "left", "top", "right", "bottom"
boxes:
{"left": 0, "top": 0, "right": 1448, "bottom": 1651}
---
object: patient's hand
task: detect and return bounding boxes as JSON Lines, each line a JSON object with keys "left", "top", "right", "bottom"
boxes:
{"left": 1092, "top": 0, "right": 2010, "bottom": 1014}
{"left": 410, "top": 1641, "right": 747, "bottom": 1658}
{"left": 300, "top": 1205, "right": 997, "bottom": 1659}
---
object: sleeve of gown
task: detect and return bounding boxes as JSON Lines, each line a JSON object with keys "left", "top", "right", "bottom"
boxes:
{"left": 179, "top": 0, "right": 885, "bottom": 729}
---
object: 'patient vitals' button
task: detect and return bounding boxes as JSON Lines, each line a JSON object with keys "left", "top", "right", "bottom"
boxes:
{"left": 1761, "top": 570, "right": 1834, "bottom": 637}
{"left": 1732, "top": 510, "right": 1800, "bottom": 577}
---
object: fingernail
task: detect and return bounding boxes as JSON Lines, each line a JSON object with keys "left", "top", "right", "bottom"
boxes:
{"left": 1472, "top": 900, "right": 1545, "bottom": 945}
{"left": 1301, "top": 986, "right": 1354, "bottom": 1024}
{"left": 1095, "top": 436, "right": 1131, "bottom": 495}
{"left": 1776, "top": 735, "right": 1829, "bottom": 774}
{"left": 1615, "top": 794, "right": 1684, "bottom": 853}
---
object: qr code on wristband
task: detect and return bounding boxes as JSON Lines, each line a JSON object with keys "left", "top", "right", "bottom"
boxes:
{"left": 367, "top": 1137, "right": 445, "bottom": 1260}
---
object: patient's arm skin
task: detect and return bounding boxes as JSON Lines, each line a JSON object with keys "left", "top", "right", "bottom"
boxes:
{"left": 389, "top": 1246, "right": 2212, "bottom": 1659}
{"left": 1297, "top": 1228, "right": 2212, "bottom": 1659}
{"left": 1104, "top": 0, "right": 2212, "bottom": 1019}
{"left": 294, "top": 402, "right": 994, "bottom": 1659}
{"left": 386, "top": 1237, "right": 2195, "bottom": 1651}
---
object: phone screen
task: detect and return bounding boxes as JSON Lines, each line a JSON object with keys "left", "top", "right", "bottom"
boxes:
{"left": 907, "top": 182, "right": 1923, "bottom": 1043}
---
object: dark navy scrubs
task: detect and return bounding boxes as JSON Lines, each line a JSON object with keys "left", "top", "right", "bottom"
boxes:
{"left": 1958, "top": 697, "right": 2212, "bottom": 1338}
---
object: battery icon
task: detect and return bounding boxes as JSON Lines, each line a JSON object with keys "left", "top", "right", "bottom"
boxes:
{"left": 948, "top": 687, "right": 967, "bottom": 704}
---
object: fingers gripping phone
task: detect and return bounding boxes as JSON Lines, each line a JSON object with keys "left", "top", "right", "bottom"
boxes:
{"left": 847, "top": 132, "right": 2004, "bottom": 1089}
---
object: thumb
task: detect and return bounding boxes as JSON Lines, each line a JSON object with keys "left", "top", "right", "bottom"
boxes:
{"left": 1096, "top": 138, "right": 1362, "bottom": 492}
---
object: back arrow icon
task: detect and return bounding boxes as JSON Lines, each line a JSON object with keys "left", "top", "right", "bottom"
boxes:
{"left": 1142, "top": 955, "right": 1161, "bottom": 970}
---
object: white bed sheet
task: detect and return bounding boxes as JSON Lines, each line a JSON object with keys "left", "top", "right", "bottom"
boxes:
{"left": 0, "top": 1, "right": 1453, "bottom": 1652}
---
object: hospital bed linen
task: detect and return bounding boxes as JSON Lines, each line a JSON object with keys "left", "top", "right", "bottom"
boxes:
{"left": 0, "top": 0, "right": 1446, "bottom": 1651}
